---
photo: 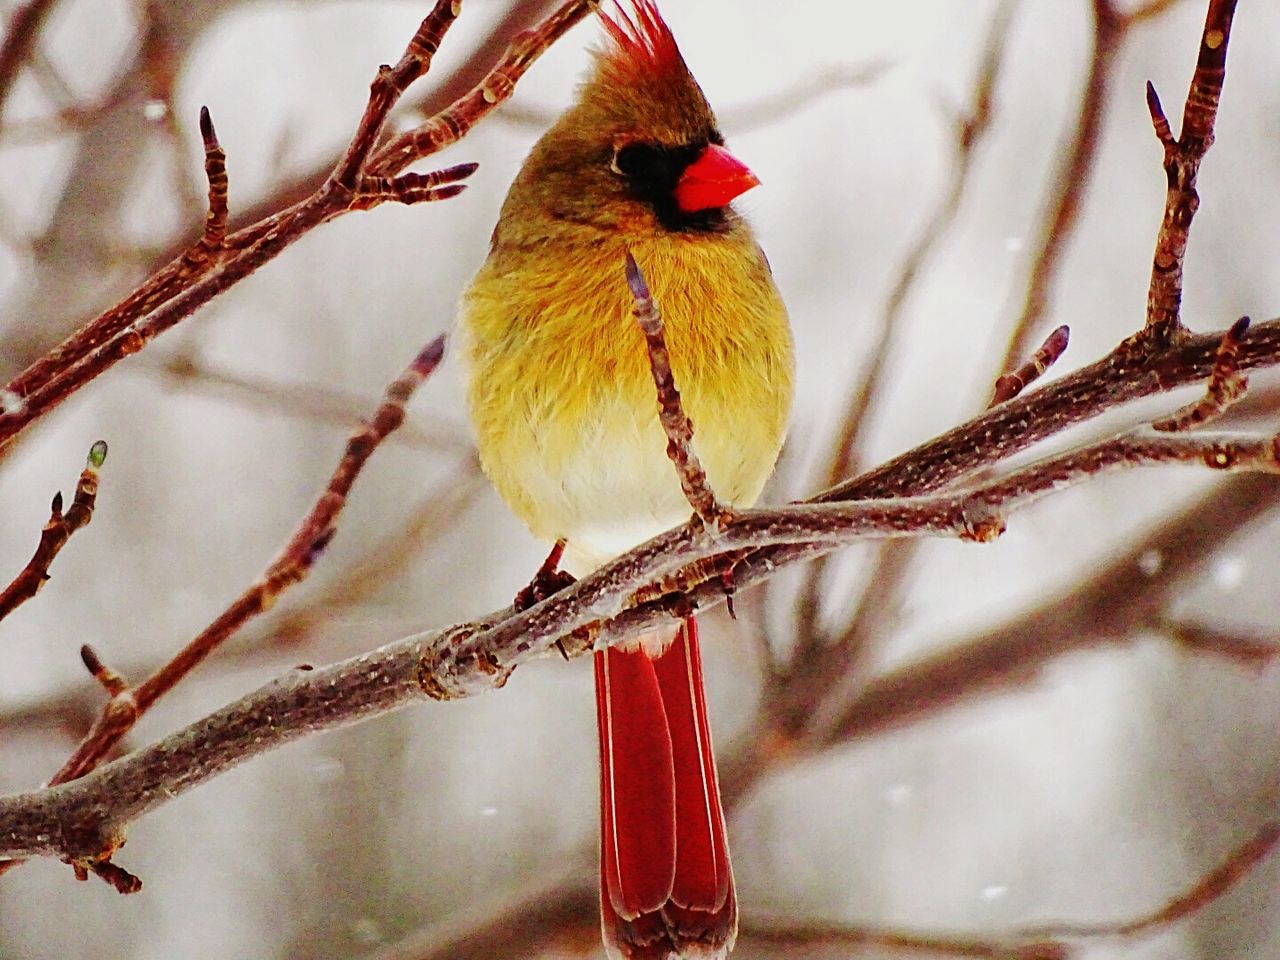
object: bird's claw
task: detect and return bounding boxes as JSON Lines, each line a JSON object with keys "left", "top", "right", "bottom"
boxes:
{"left": 513, "top": 539, "right": 576, "bottom": 612}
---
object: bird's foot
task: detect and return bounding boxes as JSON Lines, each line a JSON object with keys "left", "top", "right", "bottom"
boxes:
{"left": 514, "top": 539, "right": 577, "bottom": 612}
{"left": 721, "top": 564, "right": 738, "bottom": 620}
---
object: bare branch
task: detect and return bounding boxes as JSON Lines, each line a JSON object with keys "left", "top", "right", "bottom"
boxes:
{"left": 1023, "top": 822, "right": 1280, "bottom": 940}
{"left": 626, "top": 253, "right": 727, "bottom": 529}
{"left": 1159, "top": 617, "right": 1280, "bottom": 670}
{"left": 0, "top": 0, "right": 593, "bottom": 451}
{"left": 0, "top": 337, "right": 445, "bottom": 884}
{"left": 79, "top": 644, "right": 128, "bottom": 698}
{"left": 990, "top": 325, "right": 1070, "bottom": 407}
{"left": 1153, "top": 314, "right": 1248, "bottom": 430}
{"left": 0, "top": 421, "right": 1273, "bottom": 865}
{"left": 740, "top": 920, "right": 1067, "bottom": 959}
{"left": 7, "top": 422, "right": 1274, "bottom": 865}
{"left": 430, "top": 425, "right": 1280, "bottom": 700}
{"left": 65, "top": 336, "right": 442, "bottom": 784}
{"left": 0, "top": 440, "right": 107, "bottom": 623}
{"left": 0, "top": 0, "right": 60, "bottom": 131}
{"left": 821, "top": 0, "right": 1016, "bottom": 490}
{"left": 821, "top": 472, "right": 1278, "bottom": 748}
{"left": 1142, "top": 0, "right": 1237, "bottom": 339}
{"left": 793, "top": 0, "right": 1017, "bottom": 656}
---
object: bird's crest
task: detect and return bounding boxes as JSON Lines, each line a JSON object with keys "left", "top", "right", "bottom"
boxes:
{"left": 596, "top": 0, "right": 686, "bottom": 84}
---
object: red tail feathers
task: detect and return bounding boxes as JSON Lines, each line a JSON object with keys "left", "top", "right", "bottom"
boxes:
{"left": 595, "top": 617, "right": 736, "bottom": 959}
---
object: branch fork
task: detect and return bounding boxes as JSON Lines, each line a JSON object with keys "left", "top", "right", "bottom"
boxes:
{"left": 1153, "top": 314, "right": 1249, "bottom": 431}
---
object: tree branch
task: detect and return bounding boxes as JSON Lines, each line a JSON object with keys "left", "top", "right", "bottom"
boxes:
{"left": 996, "top": 0, "right": 1136, "bottom": 375}
{"left": 0, "top": 0, "right": 60, "bottom": 131}
{"left": 0, "top": 440, "right": 107, "bottom": 623}
{"left": 4, "top": 355, "right": 1280, "bottom": 867}
{"left": 0, "top": 336, "right": 445, "bottom": 882}
{"left": 0, "top": 0, "right": 593, "bottom": 451}
{"left": 820, "top": 471, "right": 1278, "bottom": 748}
{"left": 1152, "top": 314, "right": 1249, "bottom": 430}
{"left": 990, "top": 324, "right": 1071, "bottom": 407}
{"left": 792, "top": 0, "right": 1017, "bottom": 655}
{"left": 1142, "top": 0, "right": 1236, "bottom": 340}
{"left": 1022, "top": 821, "right": 1280, "bottom": 941}
{"left": 626, "top": 252, "right": 727, "bottom": 529}
{"left": 739, "top": 920, "right": 1066, "bottom": 959}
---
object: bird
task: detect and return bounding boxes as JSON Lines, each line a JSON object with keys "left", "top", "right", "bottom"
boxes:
{"left": 459, "top": 2, "right": 793, "bottom": 956}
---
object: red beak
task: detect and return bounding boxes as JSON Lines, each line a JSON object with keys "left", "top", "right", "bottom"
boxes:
{"left": 673, "top": 143, "right": 760, "bottom": 213}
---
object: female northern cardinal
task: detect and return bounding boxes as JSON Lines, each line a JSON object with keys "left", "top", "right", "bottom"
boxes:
{"left": 460, "top": 2, "right": 793, "bottom": 956}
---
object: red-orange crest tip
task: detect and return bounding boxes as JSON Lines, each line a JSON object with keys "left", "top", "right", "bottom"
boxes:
{"left": 597, "top": 0, "right": 685, "bottom": 81}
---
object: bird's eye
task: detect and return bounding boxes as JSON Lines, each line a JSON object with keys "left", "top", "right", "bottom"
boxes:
{"left": 610, "top": 142, "right": 668, "bottom": 181}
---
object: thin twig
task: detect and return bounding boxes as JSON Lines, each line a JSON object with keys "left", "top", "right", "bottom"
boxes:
{"left": 251, "top": 463, "right": 485, "bottom": 648}
{"left": 1022, "top": 822, "right": 1280, "bottom": 940}
{"left": 328, "top": 0, "right": 463, "bottom": 190}
{"left": 364, "top": 0, "right": 591, "bottom": 179}
{"left": 741, "top": 920, "right": 1067, "bottom": 959}
{"left": 997, "top": 0, "right": 1128, "bottom": 375}
{"left": 80, "top": 644, "right": 128, "bottom": 697}
{"left": 197, "top": 105, "right": 228, "bottom": 250}
{"left": 625, "top": 253, "right": 726, "bottom": 529}
{"left": 990, "top": 325, "right": 1070, "bottom": 406}
{"left": 138, "top": 352, "right": 472, "bottom": 454}
{"left": 1153, "top": 314, "right": 1248, "bottom": 430}
{"left": 0, "top": 0, "right": 60, "bottom": 131}
{"left": 0, "top": 440, "right": 107, "bottom": 623}
{"left": 1142, "top": 0, "right": 1237, "bottom": 340}
{"left": 1, "top": 75, "right": 235, "bottom": 412}
{"left": 1159, "top": 617, "right": 1280, "bottom": 670}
